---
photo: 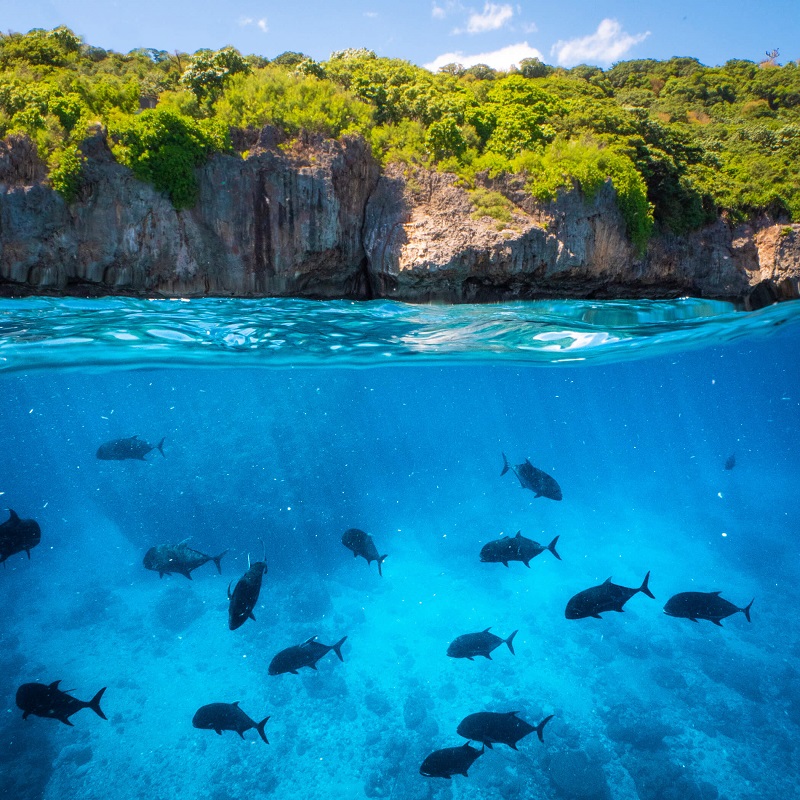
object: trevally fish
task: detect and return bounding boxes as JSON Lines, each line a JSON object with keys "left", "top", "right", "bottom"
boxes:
{"left": 0, "top": 509, "right": 41, "bottom": 564}
{"left": 566, "top": 572, "right": 655, "bottom": 619}
{"left": 420, "top": 742, "right": 484, "bottom": 779}
{"left": 268, "top": 635, "right": 347, "bottom": 675}
{"left": 96, "top": 435, "right": 165, "bottom": 461}
{"left": 724, "top": 453, "right": 736, "bottom": 470}
{"left": 228, "top": 546, "right": 267, "bottom": 630}
{"left": 342, "top": 528, "right": 387, "bottom": 576}
{"left": 447, "top": 628, "right": 517, "bottom": 660}
{"left": 456, "top": 711, "right": 553, "bottom": 749}
{"left": 192, "top": 702, "right": 269, "bottom": 743}
{"left": 664, "top": 591, "right": 753, "bottom": 626}
{"left": 480, "top": 531, "right": 561, "bottom": 567}
{"left": 501, "top": 453, "right": 562, "bottom": 501}
{"left": 143, "top": 540, "right": 227, "bottom": 579}
{"left": 16, "top": 680, "right": 106, "bottom": 726}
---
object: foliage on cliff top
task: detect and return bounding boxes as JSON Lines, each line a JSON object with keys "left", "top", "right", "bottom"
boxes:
{"left": 1, "top": 26, "right": 799, "bottom": 233}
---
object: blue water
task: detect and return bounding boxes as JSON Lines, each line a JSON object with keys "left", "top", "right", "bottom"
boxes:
{"left": 1, "top": 298, "right": 799, "bottom": 800}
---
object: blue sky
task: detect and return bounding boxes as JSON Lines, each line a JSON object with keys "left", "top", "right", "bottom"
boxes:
{"left": 5, "top": 1, "right": 799, "bottom": 70}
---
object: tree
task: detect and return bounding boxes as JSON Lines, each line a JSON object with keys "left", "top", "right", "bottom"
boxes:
{"left": 180, "top": 46, "right": 250, "bottom": 102}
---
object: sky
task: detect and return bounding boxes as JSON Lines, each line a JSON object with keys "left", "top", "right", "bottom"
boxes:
{"left": 3, "top": 1, "right": 799, "bottom": 71}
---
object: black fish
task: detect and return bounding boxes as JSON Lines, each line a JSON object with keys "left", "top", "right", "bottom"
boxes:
{"left": 457, "top": 711, "right": 554, "bottom": 749}
{"left": 724, "top": 453, "right": 736, "bottom": 470}
{"left": 143, "top": 540, "right": 227, "bottom": 579}
{"left": 0, "top": 509, "right": 41, "bottom": 564}
{"left": 420, "top": 742, "right": 484, "bottom": 779}
{"left": 342, "top": 528, "right": 387, "bottom": 576}
{"left": 501, "top": 453, "right": 562, "bottom": 501}
{"left": 480, "top": 531, "right": 561, "bottom": 567}
{"left": 96, "top": 435, "right": 165, "bottom": 461}
{"left": 16, "top": 680, "right": 106, "bottom": 726}
{"left": 228, "top": 549, "right": 267, "bottom": 630}
{"left": 192, "top": 702, "right": 269, "bottom": 743}
{"left": 268, "top": 635, "right": 347, "bottom": 675}
{"left": 664, "top": 591, "right": 754, "bottom": 626}
{"left": 447, "top": 627, "right": 517, "bottom": 660}
{"left": 565, "top": 572, "right": 654, "bottom": 619}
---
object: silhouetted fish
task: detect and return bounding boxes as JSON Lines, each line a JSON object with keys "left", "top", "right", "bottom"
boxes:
{"left": 268, "top": 635, "right": 347, "bottom": 675}
{"left": 457, "top": 712, "right": 553, "bottom": 749}
{"left": 420, "top": 742, "right": 484, "bottom": 779}
{"left": 228, "top": 547, "right": 266, "bottom": 630}
{"left": 0, "top": 509, "right": 41, "bottom": 564}
{"left": 192, "top": 702, "right": 269, "bottom": 743}
{"left": 143, "top": 540, "right": 227, "bottom": 579}
{"left": 501, "top": 453, "right": 562, "bottom": 501}
{"left": 664, "top": 591, "right": 753, "bottom": 626}
{"left": 342, "top": 528, "right": 387, "bottom": 576}
{"left": 96, "top": 435, "right": 165, "bottom": 461}
{"left": 447, "top": 628, "right": 517, "bottom": 660}
{"left": 565, "top": 572, "right": 654, "bottom": 619}
{"left": 480, "top": 531, "right": 561, "bottom": 567}
{"left": 16, "top": 681, "right": 106, "bottom": 726}
{"left": 724, "top": 453, "right": 736, "bottom": 470}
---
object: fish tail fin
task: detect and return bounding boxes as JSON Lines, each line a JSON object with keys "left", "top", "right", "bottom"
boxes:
{"left": 213, "top": 550, "right": 228, "bottom": 574}
{"left": 536, "top": 714, "right": 554, "bottom": 743}
{"left": 378, "top": 555, "right": 388, "bottom": 577}
{"left": 332, "top": 636, "right": 348, "bottom": 662}
{"left": 501, "top": 452, "right": 510, "bottom": 476}
{"left": 639, "top": 571, "right": 655, "bottom": 600}
{"left": 506, "top": 629, "right": 518, "bottom": 656}
{"left": 742, "top": 598, "right": 754, "bottom": 622}
{"left": 547, "top": 536, "right": 562, "bottom": 561}
{"left": 157, "top": 437, "right": 166, "bottom": 457}
{"left": 256, "top": 716, "right": 270, "bottom": 744}
{"left": 88, "top": 687, "right": 107, "bottom": 720}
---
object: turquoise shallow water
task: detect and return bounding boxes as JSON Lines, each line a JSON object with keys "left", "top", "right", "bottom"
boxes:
{"left": 0, "top": 297, "right": 799, "bottom": 800}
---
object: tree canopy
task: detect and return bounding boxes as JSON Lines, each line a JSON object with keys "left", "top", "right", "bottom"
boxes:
{"left": 2, "top": 26, "right": 799, "bottom": 241}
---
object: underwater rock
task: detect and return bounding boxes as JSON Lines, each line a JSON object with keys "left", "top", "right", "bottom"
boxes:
{"left": 154, "top": 585, "right": 206, "bottom": 632}
{"left": 548, "top": 750, "right": 609, "bottom": 799}
{"left": 650, "top": 665, "right": 690, "bottom": 692}
{"left": 403, "top": 693, "right": 429, "bottom": 731}
{"left": 604, "top": 703, "right": 677, "bottom": 750}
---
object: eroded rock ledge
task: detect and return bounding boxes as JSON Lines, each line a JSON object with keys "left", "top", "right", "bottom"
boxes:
{"left": 1, "top": 129, "right": 798, "bottom": 309}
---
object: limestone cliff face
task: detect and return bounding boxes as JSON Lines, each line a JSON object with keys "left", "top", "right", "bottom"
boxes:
{"left": 1, "top": 130, "right": 798, "bottom": 307}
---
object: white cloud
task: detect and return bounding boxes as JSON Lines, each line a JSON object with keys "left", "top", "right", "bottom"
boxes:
{"left": 456, "top": 2, "right": 514, "bottom": 34}
{"left": 239, "top": 16, "right": 269, "bottom": 33}
{"left": 432, "top": 1, "right": 461, "bottom": 19}
{"left": 364, "top": 11, "right": 378, "bottom": 18}
{"left": 551, "top": 18, "right": 649, "bottom": 67}
{"left": 425, "top": 41, "right": 544, "bottom": 72}
{"left": 432, "top": 4, "right": 447, "bottom": 18}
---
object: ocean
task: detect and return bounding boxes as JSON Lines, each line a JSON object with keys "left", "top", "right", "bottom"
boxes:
{"left": 1, "top": 297, "right": 798, "bottom": 800}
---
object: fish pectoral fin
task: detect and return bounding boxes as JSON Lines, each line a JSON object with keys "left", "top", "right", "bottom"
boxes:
{"left": 248, "top": 612, "right": 256, "bottom": 621}
{"left": 59, "top": 717, "right": 75, "bottom": 727}
{"left": 712, "top": 619, "right": 724, "bottom": 627}
{"left": 523, "top": 560, "right": 531, "bottom": 568}
{"left": 215, "top": 729, "right": 223, "bottom": 735}
{"left": 689, "top": 618, "right": 699, "bottom": 623}
{"left": 502, "top": 561, "right": 509, "bottom": 567}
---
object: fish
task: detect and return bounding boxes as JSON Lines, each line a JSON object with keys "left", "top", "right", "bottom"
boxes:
{"left": 0, "top": 509, "right": 41, "bottom": 564}
{"left": 480, "top": 531, "right": 561, "bottom": 567}
{"left": 341, "top": 528, "right": 387, "bottom": 576}
{"left": 143, "top": 540, "right": 227, "bottom": 579}
{"left": 501, "top": 453, "right": 562, "bottom": 501}
{"left": 228, "top": 546, "right": 267, "bottom": 630}
{"left": 447, "top": 628, "right": 517, "bottom": 660}
{"left": 268, "top": 635, "right": 347, "bottom": 675}
{"left": 16, "top": 680, "right": 106, "bottom": 726}
{"left": 96, "top": 435, "right": 165, "bottom": 461}
{"left": 565, "top": 572, "right": 655, "bottom": 619}
{"left": 664, "top": 591, "right": 754, "bottom": 626}
{"left": 192, "top": 702, "right": 269, "bottom": 743}
{"left": 724, "top": 453, "right": 736, "bottom": 470}
{"left": 456, "top": 711, "right": 554, "bottom": 749}
{"left": 420, "top": 742, "right": 484, "bottom": 779}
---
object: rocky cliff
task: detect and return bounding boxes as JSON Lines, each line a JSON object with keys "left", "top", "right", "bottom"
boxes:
{"left": 1, "top": 129, "right": 798, "bottom": 308}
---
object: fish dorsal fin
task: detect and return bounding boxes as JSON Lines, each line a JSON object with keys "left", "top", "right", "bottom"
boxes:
{"left": 603, "top": 577, "right": 613, "bottom": 584}
{"left": 482, "top": 627, "right": 491, "bottom": 633}
{"left": 9, "top": 509, "right": 19, "bottom": 521}
{"left": 232, "top": 701, "right": 240, "bottom": 707}
{"left": 525, "top": 458, "right": 534, "bottom": 467}
{"left": 711, "top": 590, "right": 722, "bottom": 595}
{"left": 130, "top": 435, "right": 140, "bottom": 440}
{"left": 48, "top": 680, "right": 62, "bottom": 690}
{"left": 507, "top": 710, "right": 519, "bottom": 716}
{"left": 515, "top": 531, "right": 522, "bottom": 539}
{"left": 177, "top": 538, "right": 191, "bottom": 546}
{"left": 302, "top": 636, "right": 317, "bottom": 645}
{"left": 462, "top": 741, "right": 473, "bottom": 749}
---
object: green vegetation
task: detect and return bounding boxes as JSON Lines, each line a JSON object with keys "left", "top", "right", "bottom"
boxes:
{"left": 2, "top": 26, "right": 799, "bottom": 244}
